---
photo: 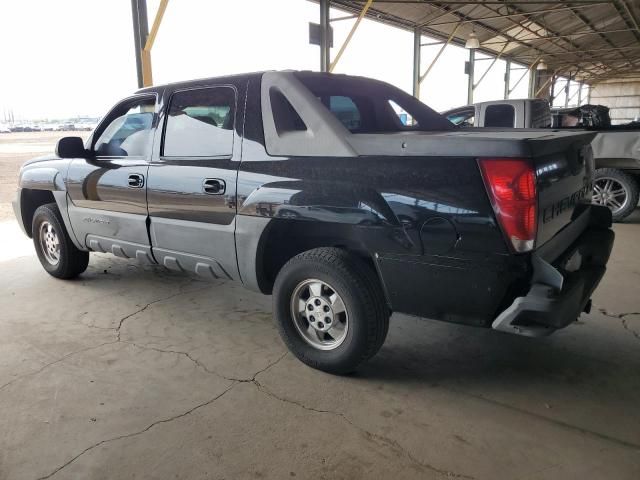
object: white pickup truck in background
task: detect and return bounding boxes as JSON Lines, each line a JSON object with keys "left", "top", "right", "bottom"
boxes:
{"left": 443, "top": 99, "right": 640, "bottom": 221}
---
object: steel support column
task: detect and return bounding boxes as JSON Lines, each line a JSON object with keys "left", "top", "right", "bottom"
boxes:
{"left": 319, "top": 0, "right": 330, "bottom": 72}
{"left": 413, "top": 28, "right": 421, "bottom": 99}
{"left": 504, "top": 59, "right": 511, "bottom": 99}
{"left": 528, "top": 68, "right": 536, "bottom": 98}
{"left": 467, "top": 49, "right": 475, "bottom": 105}
{"left": 577, "top": 82, "right": 583, "bottom": 105}
{"left": 131, "top": 0, "right": 149, "bottom": 89}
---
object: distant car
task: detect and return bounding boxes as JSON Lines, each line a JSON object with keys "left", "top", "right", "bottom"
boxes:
{"left": 0, "top": 125, "right": 10, "bottom": 133}
{"left": 442, "top": 99, "right": 552, "bottom": 128}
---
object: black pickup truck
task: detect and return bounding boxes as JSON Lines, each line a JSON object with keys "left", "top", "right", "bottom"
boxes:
{"left": 13, "top": 71, "right": 614, "bottom": 373}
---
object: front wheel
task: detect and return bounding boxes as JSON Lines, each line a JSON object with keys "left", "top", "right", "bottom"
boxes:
{"left": 32, "top": 203, "right": 89, "bottom": 279}
{"left": 592, "top": 168, "right": 639, "bottom": 222}
{"left": 273, "top": 248, "right": 389, "bottom": 374}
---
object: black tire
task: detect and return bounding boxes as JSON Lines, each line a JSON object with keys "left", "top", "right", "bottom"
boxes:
{"left": 594, "top": 168, "right": 639, "bottom": 222}
{"left": 32, "top": 203, "right": 89, "bottom": 279}
{"left": 273, "top": 247, "right": 389, "bottom": 374}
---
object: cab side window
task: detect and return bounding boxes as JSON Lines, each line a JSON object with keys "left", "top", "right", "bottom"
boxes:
{"left": 163, "top": 87, "right": 236, "bottom": 157}
{"left": 94, "top": 98, "right": 155, "bottom": 157}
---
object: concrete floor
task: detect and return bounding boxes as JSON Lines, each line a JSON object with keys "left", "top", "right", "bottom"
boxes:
{"left": 1, "top": 210, "right": 640, "bottom": 479}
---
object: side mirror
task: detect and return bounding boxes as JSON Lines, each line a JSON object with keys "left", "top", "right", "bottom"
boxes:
{"left": 56, "top": 136, "right": 88, "bottom": 158}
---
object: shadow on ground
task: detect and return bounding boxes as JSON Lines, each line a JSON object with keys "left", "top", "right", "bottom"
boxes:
{"left": 1, "top": 217, "right": 639, "bottom": 480}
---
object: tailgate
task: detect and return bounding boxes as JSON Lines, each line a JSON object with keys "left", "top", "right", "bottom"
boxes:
{"left": 528, "top": 131, "right": 597, "bottom": 255}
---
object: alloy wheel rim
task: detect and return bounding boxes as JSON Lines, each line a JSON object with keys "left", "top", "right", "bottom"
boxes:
{"left": 290, "top": 278, "right": 349, "bottom": 351}
{"left": 592, "top": 177, "right": 628, "bottom": 214}
{"left": 39, "top": 221, "right": 61, "bottom": 265}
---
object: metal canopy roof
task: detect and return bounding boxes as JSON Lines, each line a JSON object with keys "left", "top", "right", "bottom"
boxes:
{"left": 328, "top": 1, "right": 640, "bottom": 83}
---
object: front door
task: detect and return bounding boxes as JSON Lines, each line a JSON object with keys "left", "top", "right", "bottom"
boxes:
{"left": 66, "top": 94, "right": 157, "bottom": 262}
{"left": 146, "top": 84, "right": 242, "bottom": 280}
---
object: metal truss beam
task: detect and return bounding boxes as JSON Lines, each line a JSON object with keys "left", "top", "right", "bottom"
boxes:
{"left": 329, "top": 0, "right": 373, "bottom": 72}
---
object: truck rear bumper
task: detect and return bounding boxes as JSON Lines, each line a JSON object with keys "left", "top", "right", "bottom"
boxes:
{"left": 492, "top": 225, "right": 614, "bottom": 337}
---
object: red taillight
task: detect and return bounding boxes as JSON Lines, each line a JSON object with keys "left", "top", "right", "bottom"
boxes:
{"left": 478, "top": 158, "right": 537, "bottom": 253}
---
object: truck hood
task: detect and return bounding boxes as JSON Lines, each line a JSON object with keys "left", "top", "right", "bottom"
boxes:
{"left": 22, "top": 153, "right": 60, "bottom": 168}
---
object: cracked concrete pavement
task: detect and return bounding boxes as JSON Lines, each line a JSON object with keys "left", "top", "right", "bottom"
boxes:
{"left": 1, "top": 207, "right": 640, "bottom": 479}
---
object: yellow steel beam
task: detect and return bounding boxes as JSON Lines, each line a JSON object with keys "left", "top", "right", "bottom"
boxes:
{"left": 535, "top": 68, "right": 561, "bottom": 98}
{"left": 418, "top": 23, "right": 460, "bottom": 84}
{"left": 144, "top": 0, "right": 169, "bottom": 52}
{"left": 141, "top": 0, "right": 170, "bottom": 87}
{"left": 507, "top": 55, "right": 540, "bottom": 95}
{"left": 472, "top": 39, "right": 507, "bottom": 90}
{"left": 142, "top": 49, "right": 153, "bottom": 87}
{"left": 329, "top": 0, "right": 373, "bottom": 73}
{"left": 472, "top": 25, "right": 525, "bottom": 90}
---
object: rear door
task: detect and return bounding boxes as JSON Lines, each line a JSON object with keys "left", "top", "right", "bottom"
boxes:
{"left": 66, "top": 94, "right": 157, "bottom": 262}
{"left": 146, "top": 84, "right": 243, "bottom": 280}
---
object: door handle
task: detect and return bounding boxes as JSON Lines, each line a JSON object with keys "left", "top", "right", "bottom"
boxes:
{"left": 203, "top": 178, "right": 226, "bottom": 195}
{"left": 128, "top": 174, "right": 145, "bottom": 188}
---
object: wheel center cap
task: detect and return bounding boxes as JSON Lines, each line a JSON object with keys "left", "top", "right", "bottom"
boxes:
{"left": 306, "top": 296, "right": 334, "bottom": 332}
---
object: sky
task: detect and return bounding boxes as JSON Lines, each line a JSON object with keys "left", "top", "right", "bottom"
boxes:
{"left": 0, "top": 0, "right": 532, "bottom": 121}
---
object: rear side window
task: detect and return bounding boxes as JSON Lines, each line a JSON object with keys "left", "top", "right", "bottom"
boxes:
{"left": 94, "top": 97, "right": 155, "bottom": 157}
{"left": 328, "top": 96, "right": 361, "bottom": 130}
{"left": 163, "top": 87, "right": 235, "bottom": 157}
{"left": 270, "top": 88, "right": 307, "bottom": 134}
{"left": 388, "top": 100, "right": 417, "bottom": 126}
{"left": 485, "top": 104, "right": 515, "bottom": 127}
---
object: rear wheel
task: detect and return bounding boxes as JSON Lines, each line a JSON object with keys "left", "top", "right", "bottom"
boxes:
{"left": 32, "top": 203, "right": 89, "bottom": 279}
{"left": 593, "top": 168, "right": 639, "bottom": 222}
{"left": 273, "top": 247, "right": 389, "bottom": 374}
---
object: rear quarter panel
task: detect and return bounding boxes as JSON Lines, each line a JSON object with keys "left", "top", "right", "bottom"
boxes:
{"left": 591, "top": 130, "right": 640, "bottom": 168}
{"left": 237, "top": 139, "right": 523, "bottom": 324}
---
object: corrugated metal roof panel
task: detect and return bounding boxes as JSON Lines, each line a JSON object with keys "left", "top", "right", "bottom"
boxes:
{"left": 328, "top": 0, "right": 640, "bottom": 83}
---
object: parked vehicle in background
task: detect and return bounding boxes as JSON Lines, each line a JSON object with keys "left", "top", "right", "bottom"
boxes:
{"left": 552, "top": 104, "right": 611, "bottom": 128}
{"left": 443, "top": 99, "right": 640, "bottom": 221}
{"left": 13, "top": 71, "right": 614, "bottom": 373}
{"left": 10, "top": 124, "right": 40, "bottom": 132}
{"left": 0, "top": 124, "right": 10, "bottom": 133}
{"left": 73, "top": 122, "right": 96, "bottom": 131}
{"left": 442, "top": 99, "right": 551, "bottom": 129}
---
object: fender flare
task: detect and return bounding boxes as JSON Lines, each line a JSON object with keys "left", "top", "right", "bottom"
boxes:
{"left": 16, "top": 169, "right": 84, "bottom": 250}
